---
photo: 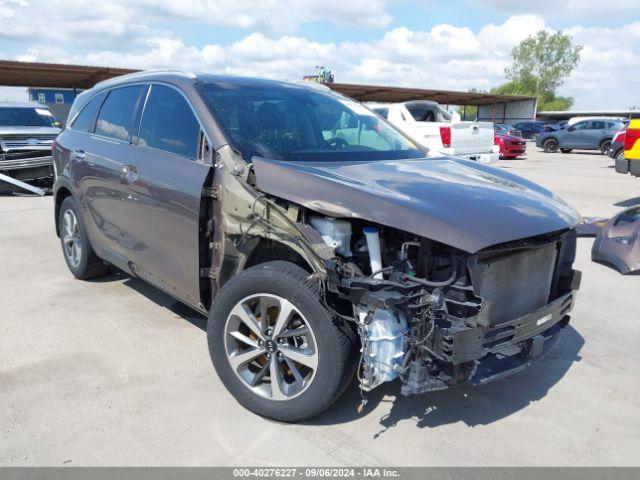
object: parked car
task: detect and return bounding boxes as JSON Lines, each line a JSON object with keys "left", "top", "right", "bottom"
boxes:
{"left": 494, "top": 123, "right": 522, "bottom": 138}
{"left": 536, "top": 119, "right": 624, "bottom": 154}
{"left": 609, "top": 130, "right": 626, "bottom": 163}
{"left": 513, "top": 121, "right": 557, "bottom": 141}
{"left": 495, "top": 133, "right": 526, "bottom": 159}
{"left": 0, "top": 102, "right": 61, "bottom": 193}
{"left": 53, "top": 71, "right": 582, "bottom": 422}
{"left": 368, "top": 100, "right": 499, "bottom": 164}
{"left": 616, "top": 119, "right": 640, "bottom": 176}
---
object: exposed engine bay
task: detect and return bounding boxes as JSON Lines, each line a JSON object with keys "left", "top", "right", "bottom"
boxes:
{"left": 304, "top": 215, "right": 581, "bottom": 395}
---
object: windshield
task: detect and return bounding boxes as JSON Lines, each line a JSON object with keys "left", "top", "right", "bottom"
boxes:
{"left": 0, "top": 107, "right": 59, "bottom": 127}
{"left": 198, "top": 82, "right": 424, "bottom": 162}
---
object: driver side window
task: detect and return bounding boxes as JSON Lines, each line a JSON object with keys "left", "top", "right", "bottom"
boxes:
{"left": 323, "top": 109, "right": 392, "bottom": 150}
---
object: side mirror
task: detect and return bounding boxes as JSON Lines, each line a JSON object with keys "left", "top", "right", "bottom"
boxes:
{"left": 567, "top": 126, "right": 575, "bottom": 132}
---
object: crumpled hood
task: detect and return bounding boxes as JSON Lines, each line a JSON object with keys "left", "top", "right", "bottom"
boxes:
{"left": 252, "top": 156, "right": 581, "bottom": 253}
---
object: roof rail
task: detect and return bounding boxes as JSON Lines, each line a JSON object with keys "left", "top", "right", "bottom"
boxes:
{"left": 94, "top": 69, "right": 197, "bottom": 88}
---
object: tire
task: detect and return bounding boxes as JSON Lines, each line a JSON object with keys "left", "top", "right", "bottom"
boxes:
{"left": 207, "top": 261, "right": 357, "bottom": 422}
{"left": 59, "top": 196, "right": 108, "bottom": 279}
{"left": 560, "top": 149, "right": 572, "bottom": 154}
{"left": 543, "top": 138, "right": 559, "bottom": 153}
{"left": 600, "top": 139, "right": 612, "bottom": 155}
{"left": 615, "top": 149, "right": 624, "bottom": 161}
{"left": 531, "top": 133, "right": 540, "bottom": 142}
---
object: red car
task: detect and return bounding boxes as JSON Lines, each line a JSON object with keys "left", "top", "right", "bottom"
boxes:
{"left": 495, "top": 134, "right": 526, "bottom": 159}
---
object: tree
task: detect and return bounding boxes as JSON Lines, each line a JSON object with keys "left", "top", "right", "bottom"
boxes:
{"left": 491, "top": 73, "right": 574, "bottom": 111}
{"left": 506, "top": 30, "right": 582, "bottom": 97}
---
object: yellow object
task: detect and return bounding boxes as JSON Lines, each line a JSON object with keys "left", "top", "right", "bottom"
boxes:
{"left": 624, "top": 119, "right": 640, "bottom": 160}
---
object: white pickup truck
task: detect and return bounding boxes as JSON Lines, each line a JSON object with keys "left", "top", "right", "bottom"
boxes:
{"left": 368, "top": 100, "right": 499, "bottom": 164}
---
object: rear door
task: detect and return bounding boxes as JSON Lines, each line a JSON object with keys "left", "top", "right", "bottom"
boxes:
{"left": 68, "top": 85, "right": 147, "bottom": 263}
{"left": 123, "top": 83, "right": 211, "bottom": 307}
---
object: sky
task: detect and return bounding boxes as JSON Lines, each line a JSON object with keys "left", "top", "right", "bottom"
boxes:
{"left": 0, "top": 0, "right": 638, "bottom": 110}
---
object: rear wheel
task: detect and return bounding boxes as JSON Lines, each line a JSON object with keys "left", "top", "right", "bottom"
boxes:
{"left": 561, "top": 148, "right": 572, "bottom": 154}
{"left": 207, "top": 261, "right": 357, "bottom": 422}
{"left": 615, "top": 149, "right": 625, "bottom": 161}
{"left": 59, "top": 196, "right": 108, "bottom": 279}
{"left": 600, "top": 139, "right": 612, "bottom": 154}
{"left": 543, "top": 138, "right": 559, "bottom": 153}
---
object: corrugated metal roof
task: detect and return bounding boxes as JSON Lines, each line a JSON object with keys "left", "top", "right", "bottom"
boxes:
{"left": 0, "top": 60, "right": 536, "bottom": 106}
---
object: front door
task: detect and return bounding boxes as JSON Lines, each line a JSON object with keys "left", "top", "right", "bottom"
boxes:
{"left": 563, "top": 121, "right": 590, "bottom": 148}
{"left": 122, "top": 84, "right": 211, "bottom": 307}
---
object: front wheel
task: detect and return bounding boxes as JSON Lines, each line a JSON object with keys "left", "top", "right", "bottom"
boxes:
{"left": 615, "top": 149, "right": 625, "bottom": 161}
{"left": 543, "top": 138, "right": 559, "bottom": 153}
{"left": 207, "top": 261, "right": 357, "bottom": 422}
{"left": 600, "top": 140, "right": 612, "bottom": 154}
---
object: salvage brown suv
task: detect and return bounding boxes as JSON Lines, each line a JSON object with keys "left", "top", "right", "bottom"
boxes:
{"left": 53, "top": 71, "right": 582, "bottom": 422}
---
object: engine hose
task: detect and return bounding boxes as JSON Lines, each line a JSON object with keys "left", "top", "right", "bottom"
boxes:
{"left": 401, "top": 257, "right": 459, "bottom": 287}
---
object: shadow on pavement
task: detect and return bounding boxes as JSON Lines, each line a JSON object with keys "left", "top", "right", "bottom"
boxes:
{"left": 90, "top": 270, "right": 207, "bottom": 331}
{"left": 309, "top": 325, "right": 584, "bottom": 436}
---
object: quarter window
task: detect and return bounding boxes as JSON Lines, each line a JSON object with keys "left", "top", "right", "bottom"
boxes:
{"left": 95, "top": 85, "right": 145, "bottom": 142}
{"left": 138, "top": 85, "right": 200, "bottom": 158}
{"left": 71, "top": 91, "right": 107, "bottom": 133}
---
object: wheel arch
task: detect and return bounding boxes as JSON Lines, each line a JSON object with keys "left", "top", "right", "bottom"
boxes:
{"left": 54, "top": 186, "right": 74, "bottom": 237}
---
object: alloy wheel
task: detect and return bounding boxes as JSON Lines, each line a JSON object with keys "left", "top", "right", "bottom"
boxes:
{"left": 224, "top": 294, "right": 318, "bottom": 401}
{"left": 544, "top": 139, "right": 558, "bottom": 153}
{"left": 62, "top": 209, "right": 82, "bottom": 268}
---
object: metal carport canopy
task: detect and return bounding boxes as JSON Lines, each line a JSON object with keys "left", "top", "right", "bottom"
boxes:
{"left": 0, "top": 59, "right": 534, "bottom": 106}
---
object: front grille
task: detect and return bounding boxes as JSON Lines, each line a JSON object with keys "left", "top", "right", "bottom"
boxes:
{"left": 469, "top": 243, "right": 558, "bottom": 326}
{"left": 0, "top": 134, "right": 57, "bottom": 149}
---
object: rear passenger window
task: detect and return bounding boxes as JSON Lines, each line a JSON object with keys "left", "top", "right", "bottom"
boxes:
{"left": 71, "top": 91, "right": 106, "bottom": 133}
{"left": 591, "top": 121, "right": 605, "bottom": 129}
{"left": 138, "top": 85, "right": 199, "bottom": 158}
{"left": 95, "top": 85, "right": 144, "bottom": 142}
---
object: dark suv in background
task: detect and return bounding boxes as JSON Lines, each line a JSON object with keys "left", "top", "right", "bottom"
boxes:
{"left": 53, "top": 71, "right": 581, "bottom": 422}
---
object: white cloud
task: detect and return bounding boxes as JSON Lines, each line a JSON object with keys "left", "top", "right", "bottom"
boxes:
{"left": 0, "top": 6, "right": 637, "bottom": 110}
{"left": 474, "top": 0, "right": 638, "bottom": 19}
{"left": 0, "top": 0, "right": 393, "bottom": 42}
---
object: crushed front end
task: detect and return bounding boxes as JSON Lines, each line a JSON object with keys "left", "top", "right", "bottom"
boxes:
{"left": 324, "top": 226, "right": 581, "bottom": 395}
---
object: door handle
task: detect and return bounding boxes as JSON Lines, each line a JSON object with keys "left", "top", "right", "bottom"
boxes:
{"left": 120, "top": 164, "right": 140, "bottom": 183}
{"left": 73, "top": 149, "right": 86, "bottom": 160}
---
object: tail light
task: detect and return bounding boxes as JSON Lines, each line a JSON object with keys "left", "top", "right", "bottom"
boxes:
{"left": 624, "top": 129, "right": 640, "bottom": 151}
{"left": 613, "top": 130, "right": 625, "bottom": 144}
{"left": 439, "top": 126, "right": 451, "bottom": 148}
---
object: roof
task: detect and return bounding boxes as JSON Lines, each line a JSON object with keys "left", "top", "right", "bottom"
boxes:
{"left": 0, "top": 60, "right": 136, "bottom": 89}
{"left": 0, "top": 59, "right": 536, "bottom": 106}
{"left": 326, "top": 82, "right": 536, "bottom": 106}
{"left": 539, "top": 109, "right": 640, "bottom": 120}
{"left": 0, "top": 101, "right": 47, "bottom": 108}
